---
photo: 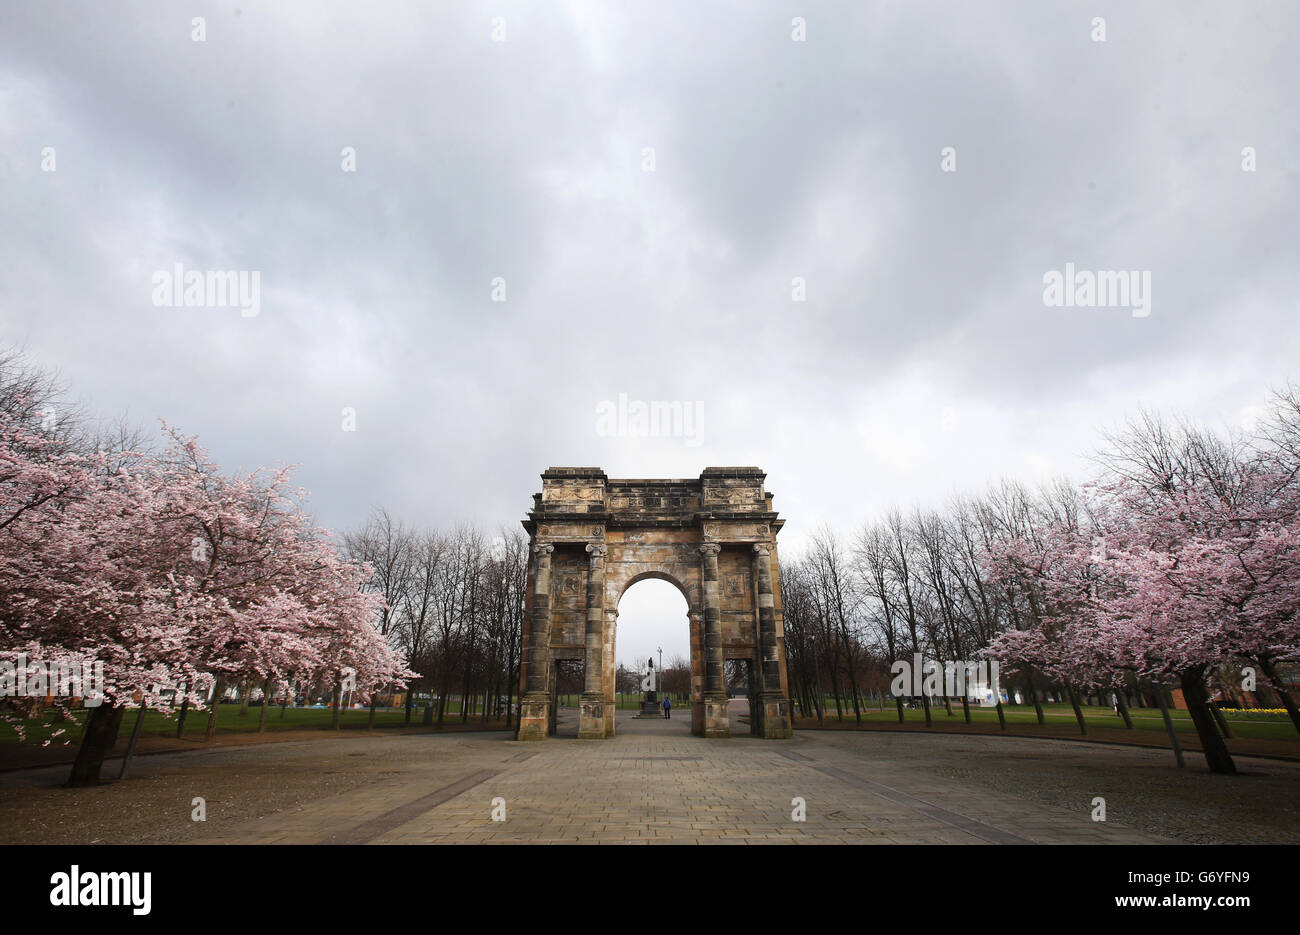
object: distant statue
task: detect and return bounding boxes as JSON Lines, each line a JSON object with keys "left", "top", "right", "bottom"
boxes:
{"left": 637, "top": 658, "right": 660, "bottom": 717}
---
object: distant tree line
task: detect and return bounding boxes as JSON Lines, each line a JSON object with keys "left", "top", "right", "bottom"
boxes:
{"left": 343, "top": 512, "right": 528, "bottom": 728}
{"left": 781, "top": 386, "right": 1300, "bottom": 775}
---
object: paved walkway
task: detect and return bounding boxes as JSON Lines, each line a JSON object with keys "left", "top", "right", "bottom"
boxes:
{"left": 190, "top": 704, "right": 1165, "bottom": 845}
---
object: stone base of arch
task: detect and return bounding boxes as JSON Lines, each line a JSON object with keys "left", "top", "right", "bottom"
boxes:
{"left": 578, "top": 693, "right": 606, "bottom": 739}
{"left": 757, "top": 692, "right": 793, "bottom": 739}
{"left": 517, "top": 692, "right": 551, "bottom": 742}
{"left": 702, "top": 692, "right": 731, "bottom": 738}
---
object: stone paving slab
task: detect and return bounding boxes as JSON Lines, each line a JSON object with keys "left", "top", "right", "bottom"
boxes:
{"left": 196, "top": 714, "right": 1167, "bottom": 845}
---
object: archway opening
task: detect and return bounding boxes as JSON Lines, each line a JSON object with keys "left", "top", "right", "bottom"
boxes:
{"left": 616, "top": 577, "right": 692, "bottom": 730}
{"left": 549, "top": 658, "right": 586, "bottom": 737}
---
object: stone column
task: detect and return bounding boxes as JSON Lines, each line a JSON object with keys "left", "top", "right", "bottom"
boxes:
{"left": 699, "top": 542, "right": 730, "bottom": 738}
{"left": 752, "top": 543, "right": 792, "bottom": 739}
{"left": 604, "top": 608, "right": 618, "bottom": 736}
{"left": 578, "top": 543, "right": 608, "bottom": 739}
{"left": 689, "top": 610, "right": 705, "bottom": 735}
{"left": 752, "top": 544, "right": 781, "bottom": 692}
{"left": 517, "top": 542, "right": 554, "bottom": 741}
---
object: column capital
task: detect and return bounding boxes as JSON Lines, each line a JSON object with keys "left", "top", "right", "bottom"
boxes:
{"left": 752, "top": 543, "right": 772, "bottom": 556}
{"left": 698, "top": 543, "right": 721, "bottom": 556}
{"left": 585, "top": 543, "right": 607, "bottom": 559}
{"left": 533, "top": 542, "right": 555, "bottom": 555}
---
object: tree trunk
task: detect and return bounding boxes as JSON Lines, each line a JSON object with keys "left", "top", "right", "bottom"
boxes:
{"left": 1025, "top": 672, "right": 1045, "bottom": 725}
{"left": 842, "top": 656, "right": 862, "bottom": 726}
{"left": 437, "top": 672, "right": 452, "bottom": 728}
{"left": 1210, "top": 702, "right": 1233, "bottom": 739}
{"left": 204, "top": 677, "right": 226, "bottom": 741}
{"left": 175, "top": 684, "right": 189, "bottom": 739}
{"left": 67, "top": 703, "right": 125, "bottom": 787}
{"left": 1116, "top": 690, "right": 1133, "bottom": 729}
{"left": 1066, "top": 684, "right": 1087, "bottom": 735}
{"left": 331, "top": 683, "right": 342, "bottom": 730}
{"left": 1179, "top": 669, "right": 1236, "bottom": 775}
{"left": 118, "top": 704, "right": 148, "bottom": 780}
{"left": 257, "top": 677, "right": 273, "bottom": 733}
{"left": 994, "top": 699, "right": 1007, "bottom": 730}
{"left": 1256, "top": 679, "right": 1281, "bottom": 707}
{"left": 1258, "top": 657, "right": 1300, "bottom": 738}
{"left": 238, "top": 678, "right": 251, "bottom": 716}
{"left": 1154, "top": 681, "right": 1186, "bottom": 768}
{"left": 367, "top": 687, "right": 380, "bottom": 731}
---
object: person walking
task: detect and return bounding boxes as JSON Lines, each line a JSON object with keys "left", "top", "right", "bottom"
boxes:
{"left": 663, "top": 696, "right": 671, "bottom": 719}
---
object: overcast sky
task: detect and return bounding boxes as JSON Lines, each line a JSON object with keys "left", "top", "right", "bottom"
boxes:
{"left": 2, "top": 1, "right": 1297, "bottom": 666}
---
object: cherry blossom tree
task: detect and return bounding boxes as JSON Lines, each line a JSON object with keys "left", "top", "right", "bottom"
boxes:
{"left": 0, "top": 408, "right": 413, "bottom": 785}
{"left": 988, "top": 408, "right": 1300, "bottom": 775}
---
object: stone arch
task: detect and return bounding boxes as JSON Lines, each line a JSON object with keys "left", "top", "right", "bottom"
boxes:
{"left": 515, "top": 467, "right": 793, "bottom": 741}
{"left": 610, "top": 566, "right": 701, "bottom": 614}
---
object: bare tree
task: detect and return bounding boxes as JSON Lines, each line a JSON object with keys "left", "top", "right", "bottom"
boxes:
{"left": 344, "top": 507, "right": 414, "bottom": 728}
{"left": 808, "top": 526, "right": 864, "bottom": 725}
{"left": 855, "top": 522, "right": 906, "bottom": 723}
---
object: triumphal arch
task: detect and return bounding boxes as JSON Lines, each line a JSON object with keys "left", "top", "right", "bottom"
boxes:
{"left": 516, "top": 467, "right": 793, "bottom": 741}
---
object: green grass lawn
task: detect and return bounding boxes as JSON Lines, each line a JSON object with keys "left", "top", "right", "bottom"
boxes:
{"left": 0, "top": 702, "right": 506, "bottom": 746}
{"left": 7, "top": 698, "right": 1295, "bottom": 746}
{"left": 553, "top": 695, "right": 690, "bottom": 711}
{"left": 801, "top": 700, "right": 1299, "bottom": 741}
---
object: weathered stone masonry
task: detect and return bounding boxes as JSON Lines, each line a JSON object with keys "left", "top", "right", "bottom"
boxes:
{"left": 516, "top": 467, "right": 794, "bottom": 740}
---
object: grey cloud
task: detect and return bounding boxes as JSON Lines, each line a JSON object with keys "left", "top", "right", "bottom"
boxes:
{"left": 0, "top": 0, "right": 1296, "bottom": 571}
